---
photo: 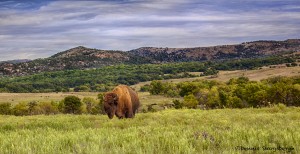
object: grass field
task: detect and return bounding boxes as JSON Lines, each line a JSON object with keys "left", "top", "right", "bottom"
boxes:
{"left": 0, "top": 107, "right": 299, "bottom": 153}
{"left": 0, "top": 92, "right": 175, "bottom": 109}
{"left": 132, "top": 65, "right": 300, "bottom": 91}
{"left": 0, "top": 92, "right": 99, "bottom": 104}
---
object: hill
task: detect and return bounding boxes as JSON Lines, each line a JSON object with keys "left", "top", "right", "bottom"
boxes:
{"left": 0, "top": 59, "right": 31, "bottom": 64}
{"left": 0, "top": 39, "right": 299, "bottom": 76}
{"left": 0, "top": 46, "right": 149, "bottom": 76}
{"left": 128, "top": 39, "right": 300, "bottom": 62}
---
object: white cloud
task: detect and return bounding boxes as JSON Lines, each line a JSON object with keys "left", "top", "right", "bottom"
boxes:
{"left": 0, "top": 0, "right": 299, "bottom": 61}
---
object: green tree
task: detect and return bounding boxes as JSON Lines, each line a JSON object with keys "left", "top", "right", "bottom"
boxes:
{"left": 63, "top": 96, "right": 82, "bottom": 114}
{"left": 241, "top": 83, "right": 268, "bottom": 107}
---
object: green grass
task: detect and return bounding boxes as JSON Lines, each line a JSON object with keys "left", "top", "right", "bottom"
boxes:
{"left": 0, "top": 107, "right": 299, "bottom": 154}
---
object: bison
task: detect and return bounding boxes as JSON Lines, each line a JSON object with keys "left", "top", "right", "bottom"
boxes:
{"left": 103, "top": 85, "right": 140, "bottom": 119}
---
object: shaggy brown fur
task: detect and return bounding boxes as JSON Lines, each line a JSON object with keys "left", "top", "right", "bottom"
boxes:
{"left": 103, "top": 85, "right": 140, "bottom": 119}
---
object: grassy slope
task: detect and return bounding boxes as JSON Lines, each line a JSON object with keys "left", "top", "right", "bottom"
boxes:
{"left": 0, "top": 107, "right": 299, "bottom": 153}
{"left": 132, "top": 65, "right": 300, "bottom": 91}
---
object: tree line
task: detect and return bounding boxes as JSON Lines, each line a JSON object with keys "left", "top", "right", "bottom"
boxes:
{"left": 0, "top": 55, "right": 297, "bottom": 93}
{"left": 0, "top": 76, "right": 299, "bottom": 116}
{"left": 143, "top": 76, "right": 300, "bottom": 109}
{"left": 0, "top": 94, "right": 105, "bottom": 116}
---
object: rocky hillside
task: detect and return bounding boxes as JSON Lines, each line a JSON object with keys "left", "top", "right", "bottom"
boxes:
{"left": 128, "top": 39, "right": 300, "bottom": 62}
{"left": 0, "top": 39, "right": 299, "bottom": 76}
{"left": 0, "top": 59, "right": 31, "bottom": 64}
{"left": 0, "top": 46, "right": 149, "bottom": 76}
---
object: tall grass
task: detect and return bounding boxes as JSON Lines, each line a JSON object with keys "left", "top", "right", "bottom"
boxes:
{"left": 0, "top": 107, "right": 299, "bottom": 153}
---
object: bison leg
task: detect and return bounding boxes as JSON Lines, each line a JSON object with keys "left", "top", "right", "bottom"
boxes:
{"left": 125, "top": 110, "right": 134, "bottom": 118}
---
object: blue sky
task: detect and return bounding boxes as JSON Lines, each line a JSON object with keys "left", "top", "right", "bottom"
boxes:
{"left": 0, "top": 0, "right": 300, "bottom": 61}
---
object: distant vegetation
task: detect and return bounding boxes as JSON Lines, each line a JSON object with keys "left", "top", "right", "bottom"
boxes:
{"left": 0, "top": 95, "right": 104, "bottom": 116}
{"left": 1, "top": 76, "right": 299, "bottom": 116}
{"left": 143, "top": 76, "right": 300, "bottom": 109}
{"left": 0, "top": 56, "right": 296, "bottom": 93}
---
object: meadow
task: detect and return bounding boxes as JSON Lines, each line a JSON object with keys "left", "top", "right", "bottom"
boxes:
{"left": 0, "top": 107, "right": 299, "bottom": 154}
{"left": 0, "top": 66, "right": 299, "bottom": 153}
{"left": 0, "top": 92, "right": 99, "bottom": 104}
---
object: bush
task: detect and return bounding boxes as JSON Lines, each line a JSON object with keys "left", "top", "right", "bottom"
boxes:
{"left": 227, "top": 96, "right": 244, "bottom": 108}
{"left": 38, "top": 102, "right": 59, "bottom": 115}
{"left": 97, "top": 93, "right": 105, "bottom": 114}
{"left": 183, "top": 94, "right": 198, "bottom": 109}
{"left": 149, "top": 80, "right": 164, "bottom": 95}
{"left": 74, "top": 85, "right": 90, "bottom": 92}
{"left": 82, "top": 97, "right": 102, "bottom": 114}
{"left": 291, "top": 62, "right": 298, "bottom": 67}
{"left": 0, "top": 103, "right": 12, "bottom": 115}
{"left": 13, "top": 102, "right": 29, "bottom": 116}
{"left": 28, "top": 101, "right": 42, "bottom": 115}
{"left": 166, "top": 89, "right": 179, "bottom": 97}
{"left": 140, "top": 84, "right": 150, "bottom": 92}
{"left": 63, "top": 96, "right": 82, "bottom": 114}
{"left": 173, "top": 99, "right": 183, "bottom": 109}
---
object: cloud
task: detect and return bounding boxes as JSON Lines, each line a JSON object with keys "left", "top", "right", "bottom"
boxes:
{"left": 0, "top": 0, "right": 299, "bottom": 61}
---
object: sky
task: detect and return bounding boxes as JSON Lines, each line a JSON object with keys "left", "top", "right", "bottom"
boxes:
{"left": 0, "top": 0, "right": 300, "bottom": 61}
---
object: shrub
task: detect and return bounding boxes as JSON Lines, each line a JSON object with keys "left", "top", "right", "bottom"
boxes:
{"left": 173, "top": 99, "right": 183, "bottom": 109}
{"left": 227, "top": 96, "right": 244, "bottom": 108}
{"left": 13, "top": 102, "right": 29, "bottom": 116}
{"left": 74, "top": 85, "right": 90, "bottom": 92}
{"left": 183, "top": 94, "right": 198, "bottom": 109}
{"left": 291, "top": 62, "right": 298, "bottom": 67}
{"left": 38, "top": 102, "right": 59, "bottom": 115}
{"left": 0, "top": 103, "right": 12, "bottom": 115}
{"left": 166, "top": 89, "right": 179, "bottom": 97}
{"left": 82, "top": 97, "right": 102, "bottom": 114}
{"left": 58, "top": 100, "right": 65, "bottom": 113}
{"left": 149, "top": 80, "right": 164, "bottom": 95}
{"left": 28, "top": 101, "right": 42, "bottom": 115}
{"left": 206, "top": 87, "right": 221, "bottom": 108}
{"left": 97, "top": 93, "right": 105, "bottom": 114}
{"left": 140, "top": 84, "right": 150, "bottom": 92}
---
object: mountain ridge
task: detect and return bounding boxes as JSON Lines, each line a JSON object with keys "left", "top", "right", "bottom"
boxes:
{"left": 1, "top": 39, "right": 299, "bottom": 76}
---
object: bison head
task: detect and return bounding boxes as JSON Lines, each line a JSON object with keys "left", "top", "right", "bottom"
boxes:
{"left": 103, "top": 92, "right": 118, "bottom": 119}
